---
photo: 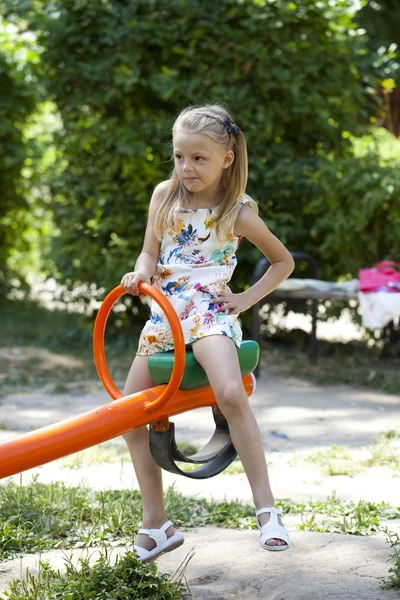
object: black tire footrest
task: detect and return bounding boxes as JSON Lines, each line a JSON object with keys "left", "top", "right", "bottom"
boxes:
{"left": 149, "top": 408, "right": 237, "bottom": 479}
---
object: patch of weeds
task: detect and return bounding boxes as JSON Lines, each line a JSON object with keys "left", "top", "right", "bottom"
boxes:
{"left": 384, "top": 430, "right": 399, "bottom": 440}
{"left": 364, "top": 434, "right": 400, "bottom": 472}
{"left": 297, "top": 498, "right": 385, "bottom": 535}
{"left": 291, "top": 434, "right": 400, "bottom": 477}
{"left": 0, "top": 479, "right": 109, "bottom": 560}
{"left": 293, "top": 493, "right": 400, "bottom": 536}
{"left": 290, "top": 445, "right": 363, "bottom": 477}
{"left": 2, "top": 373, "right": 42, "bottom": 389}
{"left": 381, "top": 529, "right": 400, "bottom": 589}
{"left": 2, "top": 551, "right": 187, "bottom": 600}
{"left": 0, "top": 422, "right": 9, "bottom": 431}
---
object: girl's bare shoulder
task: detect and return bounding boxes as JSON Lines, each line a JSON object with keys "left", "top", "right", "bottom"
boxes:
{"left": 153, "top": 179, "right": 172, "bottom": 199}
{"left": 234, "top": 202, "right": 262, "bottom": 236}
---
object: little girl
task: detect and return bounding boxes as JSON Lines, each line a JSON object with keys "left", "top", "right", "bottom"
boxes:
{"left": 121, "top": 104, "right": 294, "bottom": 563}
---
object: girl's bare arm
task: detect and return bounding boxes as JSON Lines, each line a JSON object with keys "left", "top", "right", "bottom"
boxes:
{"left": 121, "top": 181, "right": 168, "bottom": 294}
{"left": 214, "top": 205, "right": 295, "bottom": 315}
{"left": 234, "top": 204, "right": 294, "bottom": 305}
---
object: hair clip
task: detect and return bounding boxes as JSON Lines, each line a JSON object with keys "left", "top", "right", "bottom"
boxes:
{"left": 223, "top": 117, "right": 240, "bottom": 136}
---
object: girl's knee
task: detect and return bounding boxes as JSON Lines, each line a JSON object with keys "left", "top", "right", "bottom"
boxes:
{"left": 215, "top": 380, "right": 247, "bottom": 417}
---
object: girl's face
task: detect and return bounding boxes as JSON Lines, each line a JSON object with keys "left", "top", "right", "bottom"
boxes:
{"left": 173, "top": 129, "right": 234, "bottom": 196}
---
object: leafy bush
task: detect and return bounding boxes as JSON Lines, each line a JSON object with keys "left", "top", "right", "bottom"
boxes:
{"left": 307, "top": 150, "right": 400, "bottom": 279}
{"left": 6, "top": 0, "right": 387, "bottom": 297}
{"left": 0, "top": 22, "right": 36, "bottom": 293}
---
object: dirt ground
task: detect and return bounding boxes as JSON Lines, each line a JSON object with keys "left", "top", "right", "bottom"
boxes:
{"left": 0, "top": 348, "right": 400, "bottom": 599}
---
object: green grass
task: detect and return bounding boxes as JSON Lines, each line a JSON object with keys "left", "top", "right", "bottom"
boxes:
{"left": 298, "top": 498, "right": 386, "bottom": 536}
{"left": 1, "top": 480, "right": 399, "bottom": 564}
{"left": 289, "top": 433, "right": 400, "bottom": 477}
{"left": 259, "top": 337, "right": 400, "bottom": 395}
{"left": 293, "top": 445, "right": 361, "bottom": 477}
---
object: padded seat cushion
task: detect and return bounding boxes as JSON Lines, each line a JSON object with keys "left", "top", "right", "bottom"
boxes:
{"left": 148, "top": 340, "right": 259, "bottom": 390}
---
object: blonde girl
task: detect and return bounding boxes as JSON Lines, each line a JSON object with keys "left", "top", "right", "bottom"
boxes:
{"left": 121, "top": 104, "right": 294, "bottom": 562}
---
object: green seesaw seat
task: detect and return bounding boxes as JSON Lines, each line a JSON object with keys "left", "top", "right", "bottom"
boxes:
{"left": 146, "top": 340, "right": 260, "bottom": 480}
{"left": 148, "top": 340, "right": 259, "bottom": 389}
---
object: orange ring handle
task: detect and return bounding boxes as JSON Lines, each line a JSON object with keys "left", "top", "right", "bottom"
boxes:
{"left": 93, "top": 283, "right": 185, "bottom": 413}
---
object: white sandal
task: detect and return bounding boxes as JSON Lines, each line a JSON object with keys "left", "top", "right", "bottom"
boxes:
{"left": 133, "top": 520, "right": 184, "bottom": 563}
{"left": 256, "top": 507, "right": 289, "bottom": 551}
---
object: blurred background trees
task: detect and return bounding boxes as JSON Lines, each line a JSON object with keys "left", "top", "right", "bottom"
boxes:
{"left": 1, "top": 0, "right": 399, "bottom": 331}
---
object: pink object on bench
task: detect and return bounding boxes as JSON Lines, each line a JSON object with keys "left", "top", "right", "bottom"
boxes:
{"left": 359, "top": 260, "right": 400, "bottom": 293}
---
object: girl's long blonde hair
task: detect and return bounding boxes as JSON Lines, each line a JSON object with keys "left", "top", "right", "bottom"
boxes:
{"left": 154, "top": 104, "right": 258, "bottom": 240}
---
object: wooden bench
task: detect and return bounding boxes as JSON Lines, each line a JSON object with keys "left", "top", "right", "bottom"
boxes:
{"left": 251, "top": 252, "right": 359, "bottom": 373}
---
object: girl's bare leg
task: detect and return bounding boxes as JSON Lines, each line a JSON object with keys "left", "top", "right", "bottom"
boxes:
{"left": 122, "top": 355, "right": 177, "bottom": 551}
{"left": 192, "top": 335, "right": 286, "bottom": 547}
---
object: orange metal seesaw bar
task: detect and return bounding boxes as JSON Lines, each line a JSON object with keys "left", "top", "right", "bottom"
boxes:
{"left": 0, "top": 284, "right": 253, "bottom": 479}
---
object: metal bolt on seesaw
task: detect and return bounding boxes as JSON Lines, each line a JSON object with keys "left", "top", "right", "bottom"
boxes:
{"left": 0, "top": 283, "right": 259, "bottom": 480}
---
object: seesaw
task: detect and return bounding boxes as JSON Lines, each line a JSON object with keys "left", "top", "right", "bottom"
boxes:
{"left": 0, "top": 283, "right": 259, "bottom": 480}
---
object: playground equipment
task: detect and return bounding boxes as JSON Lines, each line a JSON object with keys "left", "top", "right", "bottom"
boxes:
{"left": 0, "top": 284, "right": 259, "bottom": 480}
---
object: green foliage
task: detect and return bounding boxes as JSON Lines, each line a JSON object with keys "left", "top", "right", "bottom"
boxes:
{"left": 308, "top": 150, "right": 400, "bottom": 278}
{"left": 356, "top": 0, "right": 400, "bottom": 53}
{"left": 5, "top": 0, "right": 387, "bottom": 301}
{"left": 2, "top": 0, "right": 400, "bottom": 349}
{"left": 3, "top": 552, "right": 186, "bottom": 600}
{"left": 0, "top": 480, "right": 141, "bottom": 561}
{"left": 0, "top": 19, "right": 37, "bottom": 292}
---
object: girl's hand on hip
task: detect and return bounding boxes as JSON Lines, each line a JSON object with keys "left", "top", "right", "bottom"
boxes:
{"left": 120, "top": 271, "right": 150, "bottom": 295}
{"left": 212, "top": 292, "right": 253, "bottom": 315}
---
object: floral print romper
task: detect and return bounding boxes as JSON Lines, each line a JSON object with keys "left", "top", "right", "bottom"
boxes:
{"left": 137, "top": 203, "right": 243, "bottom": 356}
